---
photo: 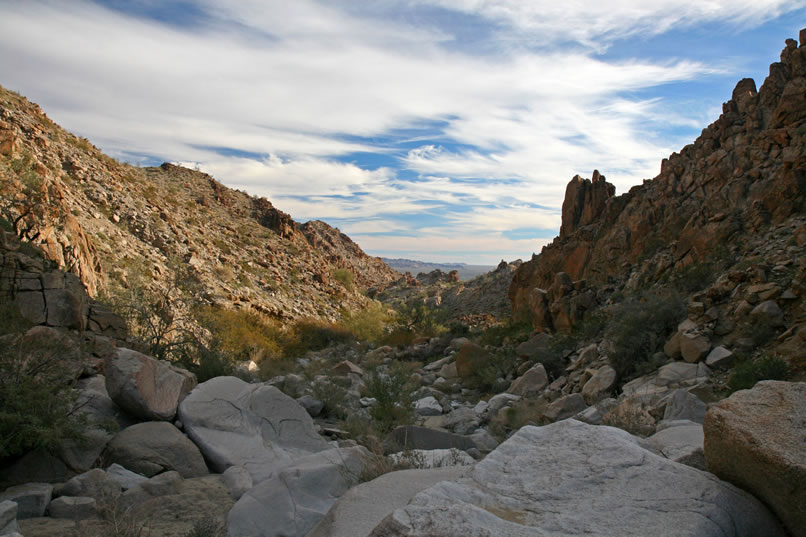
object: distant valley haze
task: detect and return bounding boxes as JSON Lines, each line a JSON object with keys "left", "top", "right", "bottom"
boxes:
{"left": 1, "top": 0, "right": 805, "bottom": 264}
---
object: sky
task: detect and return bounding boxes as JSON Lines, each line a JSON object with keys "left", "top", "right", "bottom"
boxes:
{"left": 1, "top": 1, "right": 805, "bottom": 264}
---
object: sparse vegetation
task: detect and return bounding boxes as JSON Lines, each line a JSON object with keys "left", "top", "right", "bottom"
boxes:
{"left": 727, "top": 354, "right": 791, "bottom": 393}
{"left": 0, "top": 299, "right": 86, "bottom": 457}
{"left": 333, "top": 268, "right": 354, "bottom": 290}
{"left": 606, "top": 290, "right": 685, "bottom": 383}
{"left": 362, "top": 361, "right": 417, "bottom": 433}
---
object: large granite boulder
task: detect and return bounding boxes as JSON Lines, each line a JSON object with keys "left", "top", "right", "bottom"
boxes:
{"left": 368, "top": 420, "right": 785, "bottom": 536}
{"left": 308, "top": 467, "right": 469, "bottom": 537}
{"left": 227, "top": 446, "right": 367, "bottom": 537}
{"left": 704, "top": 381, "right": 806, "bottom": 537}
{"left": 102, "top": 422, "right": 209, "bottom": 478}
{"left": 105, "top": 348, "right": 196, "bottom": 421}
{"left": 177, "top": 376, "right": 329, "bottom": 484}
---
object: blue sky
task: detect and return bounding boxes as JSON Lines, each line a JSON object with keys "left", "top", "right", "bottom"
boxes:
{"left": 1, "top": 1, "right": 805, "bottom": 264}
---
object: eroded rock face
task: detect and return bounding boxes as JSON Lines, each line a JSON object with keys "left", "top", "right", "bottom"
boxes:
{"left": 369, "top": 420, "right": 785, "bottom": 537}
{"left": 560, "top": 170, "right": 616, "bottom": 239}
{"left": 704, "top": 381, "right": 806, "bottom": 537}
{"left": 104, "top": 348, "right": 196, "bottom": 421}
{"left": 510, "top": 31, "right": 806, "bottom": 326}
{"left": 177, "top": 376, "right": 329, "bottom": 484}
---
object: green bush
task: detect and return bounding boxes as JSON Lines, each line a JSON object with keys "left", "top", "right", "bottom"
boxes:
{"left": 333, "top": 269, "right": 354, "bottom": 291}
{"left": 362, "top": 361, "right": 416, "bottom": 433}
{"left": 606, "top": 290, "right": 685, "bottom": 383}
{"left": 339, "top": 302, "right": 391, "bottom": 342}
{"left": 728, "top": 354, "right": 790, "bottom": 393}
{"left": 311, "top": 380, "right": 348, "bottom": 419}
{"left": 0, "top": 301, "right": 86, "bottom": 457}
{"left": 195, "top": 305, "right": 283, "bottom": 363}
{"left": 384, "top": 303, "right": 447, "bottom": 347}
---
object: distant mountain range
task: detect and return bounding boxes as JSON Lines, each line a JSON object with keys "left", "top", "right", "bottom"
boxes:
{"left": 382, "top": 258, "right": 496, "bottom": 280}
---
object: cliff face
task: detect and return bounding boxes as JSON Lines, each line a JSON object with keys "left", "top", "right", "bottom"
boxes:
{"left": 510, "top": 32, "right": 806, "bottom": 328}
{"left": 0, "top": 89, "right": 398, "bottom": 322}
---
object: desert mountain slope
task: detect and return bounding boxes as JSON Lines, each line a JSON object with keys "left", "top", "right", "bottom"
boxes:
{"left": 0, "top": 88, "right": 399, "bottom": 320}
{"left": 510, "top": 32, "right": 806, "bottom": 327}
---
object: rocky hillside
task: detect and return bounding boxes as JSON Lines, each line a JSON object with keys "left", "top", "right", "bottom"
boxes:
{"left": 0, "top": 93, "right": 398, "bottom": 321}
{"left": 510, "top": 32, "right": 806, "bottom": 335}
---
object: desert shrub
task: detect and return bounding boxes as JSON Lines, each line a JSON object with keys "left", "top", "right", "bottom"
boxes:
{"left": 311, "top": 380, "right": 348, "bottom": 419}
{"left": 182, "top": 515, "right": 226, "bottom": 537}
{"left": 728, "top": 354, "right": 791, "bottom": 393}
{"left": 362, "top": 361, "right": 416, "bottom": 433}
{"left": 339, "top": 302, "right": 391, "bottom": 342}
{"left": 195, "top": 306, "right": 283, "bottom": 363}
{"left": 606, "top": 290, "right": 685, "bottom": 383}
{"left": 0, "top": 302, "right": 86, "bottom": 457}
{"left": 488, "top": 398, "right": 549, "bottom": 440}
{"left": 477, "top": 318, "right": 532, "bottom": 347}
{"left": 384, "top": 303, "right": 447, "bottom": 347}
{"left": 283, "top": 318, "right": 353, "bottom": 357}
{"left": 333, "top": 268, "right": 354, "bottom": 290}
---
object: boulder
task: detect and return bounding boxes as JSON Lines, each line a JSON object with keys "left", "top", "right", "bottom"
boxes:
{"left": 704, "top": 381, "right": 806, "bottom": 537}
{"left": 581, "top": 365, "right": 617, "bottom": 404}
{"left": 0, "top": 483, "right": 52, "bottom": 519}
{"left": 542, "top": 393, "right": 587, "bottom": 422}
{"left": 647, "top": 422, "right": 705, "bottom": 469}
{"left": 704, "top": 346, "right": 735, "bottom": 369}
{"left": 655, "top": 361, "right": 711, "bottom": 387}
{"left": 662, "top": 389, "right": 707, "bottom": 423}
{"left": 102, "top": 421, "right": 208, "bottom": 478}
{"left": 47, "top": 496, "right": 98, "bottom": 520}
{"left": 485, "top": 393, "right": 520, "bottom": 415}
{"left": 177, "top": 376, "right": 329, "bottom": 484}
{"left": 368, "top": 420, "right": 785, "bottom": 537}
{"left": 221, "top": 466, "right": 253, "bottom": 501}
{"left": 679, "top": 333, "right": 711, "bottom": 363}
{"left": 0, "top": 500, "right": 19, "bottom": 536}
{"left": 307, "top": 467, "right": 469, "bottom": 537}
{"left": 750, "top": 300, "right": 784, "bottom": 325}
{"left": 330, "top": 360, "right": 363, "bottom": 377}
{"left": 297, "top": 395, "right": 324, "bottom": 418}
{"left": 59, "top": 468, "right": 121, "bottom": 502}
{"left": 105, "top": 348, "right": 196, "bottom": 421}
{"left": 506, "top": 363, "right": 548, "bottom": 397}
{"left": 119, "top": 471, "right": 183, "bottom": 509}
{"left": 0, "top": 449, "right": 73, "bottom": 489}
{"left": 414, "top": 396, "right": 443, "bottom": 416}
{"left": 514, "top": 333, "right": 551, "bottom": 359}
{"left": 227, "top": 446, "right": 367, "bottom": 537}
{"left": 105, "top": 464, "right": 148, "bottom": 490}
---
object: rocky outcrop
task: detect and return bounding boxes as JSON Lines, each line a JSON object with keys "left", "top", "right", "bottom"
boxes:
{"left": 511, "top": 31, "right": 806, "bottom": 326}
{"left": 300, "top": 220, "right": 398, "bottom": 290}
{"left": 704, "top": 381, "right": 806, "bottom": 537}
{"left": 369, "top": 420, "right": 785, "bottom": 537}
{"left": 560, "top": 170, "right": 615, "bottom": 239}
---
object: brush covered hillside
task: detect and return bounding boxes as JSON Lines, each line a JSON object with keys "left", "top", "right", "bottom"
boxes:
{"left": 0, "top": 91, "right": 398, "bottom": 323}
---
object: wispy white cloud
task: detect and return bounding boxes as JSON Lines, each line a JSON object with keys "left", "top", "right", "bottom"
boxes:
{"left": 0, "top": 0, "right": 802, "bottom": 263}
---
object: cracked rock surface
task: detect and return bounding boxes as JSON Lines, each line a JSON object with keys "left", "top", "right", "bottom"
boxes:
{"left": 178, "top": 376, "right": 329, "bottom": 484}
{"left": 369, "top": 420, "right": 785, "bottom": 537}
